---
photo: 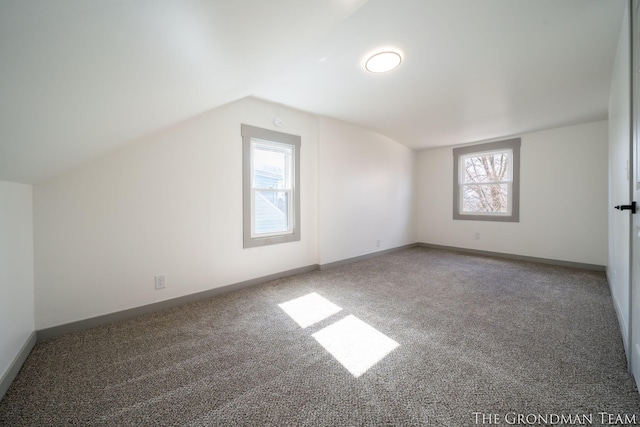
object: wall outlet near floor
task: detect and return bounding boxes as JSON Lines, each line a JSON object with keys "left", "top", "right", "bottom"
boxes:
{"left": 155, "top": 275, "right": 166, "bottom": 290}
{"left": 376, "top": 239, "right": 381, "bottom": 248}
{"left": 474, "top": 232, "right": 480, "bottom": 240}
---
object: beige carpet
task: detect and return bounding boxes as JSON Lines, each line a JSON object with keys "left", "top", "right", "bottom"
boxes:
{"left": 1, "top": 247, "right": 638, "bottom": 426}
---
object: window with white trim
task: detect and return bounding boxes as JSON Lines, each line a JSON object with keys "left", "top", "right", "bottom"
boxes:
{"left": 242, "top": 124, "right": 300, "bottom": 248}
{"left": 453, "top": 138, "right": 520, "bottom": 222}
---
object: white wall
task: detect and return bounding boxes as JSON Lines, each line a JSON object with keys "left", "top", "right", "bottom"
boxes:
{"left": 34, "top": 94, "right": 608, "bottom": 330}
{"left": 0, "top": 181, "right": 34, "bottom": 381}
{"left": 34, "top": 97, "right": 319, "bottom": 329}
{"left": 33, "top": 97, "right": 418, "bottom": 329}
{"left": 418, "top": 121, "right": 608, "bottom": 266}
{"left": 318, "top": 117, "right": 416, "bottom": 264}
{"left": 608, "top": 3, "right": 631, "bottom": 352}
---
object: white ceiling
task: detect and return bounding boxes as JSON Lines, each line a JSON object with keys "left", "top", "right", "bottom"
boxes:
{"left": 0, "top": 0, "right": 626, "bottom": 184}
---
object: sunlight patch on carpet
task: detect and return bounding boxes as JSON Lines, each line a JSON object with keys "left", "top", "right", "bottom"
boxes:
{"left": 278, "top": 292, "right": 342, "bottom": 328}
{"left": 312, "top": 314, "right": 400, "bottom": 377}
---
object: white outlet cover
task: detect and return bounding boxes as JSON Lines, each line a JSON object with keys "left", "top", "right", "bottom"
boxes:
{"left": 155, "top": 275, "right": 166, "bottom": 290}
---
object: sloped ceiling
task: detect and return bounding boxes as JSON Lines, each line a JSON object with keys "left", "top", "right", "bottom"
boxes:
{"left": 0, "top": 0, "right": 626, "bottom": 184}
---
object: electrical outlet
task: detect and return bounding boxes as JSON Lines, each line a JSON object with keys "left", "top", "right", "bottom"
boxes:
{"left": 474, "top": 232, "right": 480, "bottom": 240}
{"left": 155, "top": 275, "right": 166, "bottom": 290}
{"left": 376, "top": 239, "right": 381, "bottom": 248}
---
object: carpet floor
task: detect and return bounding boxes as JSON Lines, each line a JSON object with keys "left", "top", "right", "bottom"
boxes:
{"left": 1, "top": 247, "right": 639, "bottom": 426}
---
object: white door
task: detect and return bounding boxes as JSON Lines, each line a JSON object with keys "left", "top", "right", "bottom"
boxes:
{"left": 631, "top": 0, "right": 640, "bottom": 391}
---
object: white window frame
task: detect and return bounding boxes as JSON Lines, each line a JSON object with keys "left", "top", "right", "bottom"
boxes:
{"left": 249, "top": 139, "right": 294, "bottom": 239}
{"left": 452, "top": 138, "right": 521, "bottom": 222}
{"left": 242, "top": 124, "right": 301, "bottom": 248}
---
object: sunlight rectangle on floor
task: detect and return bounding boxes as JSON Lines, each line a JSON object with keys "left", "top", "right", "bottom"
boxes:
{"left": 312, "top": 314, "right": 399, "bottom": 377}
{"left": 278, "top": 292, "right": 342, "bottom": 328}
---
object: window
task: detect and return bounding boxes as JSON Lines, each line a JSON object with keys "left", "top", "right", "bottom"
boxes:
{"left": 453, "top": 138, "right": 520, "bottom": 222}
{"left": 242, "top": 124, "right": 301, "bottom": 248}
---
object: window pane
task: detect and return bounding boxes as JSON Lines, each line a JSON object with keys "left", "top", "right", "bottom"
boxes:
{"left": 254, "top": 190, "right": 290, "bottom": 235}
{"left": 452, "top": 138, "right": 520, "bottom": 222}
{"left": 242, "top": 124, "right": 301, "bottom": 247}
{"left": 462, "top": 183, "right": 509, "bottom": 213}
{"left": 463, "top": 151, "right": 510, "bottom": 184}
{"left": 252, "top": 143, "right": 291, "bottom": 189}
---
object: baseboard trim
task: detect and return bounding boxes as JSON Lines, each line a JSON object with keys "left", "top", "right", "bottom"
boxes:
{"left": 319, "top": 243, "right": 419, "bottom": 270}
{"left": 612, "top": 291, "right": 630, "bottom": 358}
{"left": 0, "top": 331, "right": 37, "bottom": 401}
{"left": 33, "top": 244, "right": 606, "bottom": 342}
{"left": 607, "top": 266, "right": 631, "bottom": 366}
{"left": 418, "top": 243, "right": 606, "bottom": 272}
{"left": 37, "top": 264, "right": 319, "bottom": 342}
{"left": 37, "top": 243, "right": 421, "bottom": 339}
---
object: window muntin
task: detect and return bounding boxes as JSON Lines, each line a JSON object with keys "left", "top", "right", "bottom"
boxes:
{"left": 459, "top": 149, "right": 512, "bottom": 215}
{"left": 242, "top": 124, "right": 300, "bottom": 248}
{"left": 453, "top": 138, "right": 520, "bottom": 222}
{"left": 251, "top": 139, "right": 293, "bottom": 237}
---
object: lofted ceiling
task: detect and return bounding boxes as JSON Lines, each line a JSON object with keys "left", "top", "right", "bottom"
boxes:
{"left": 0, "top": 0, "right": 626, "bottom": 184}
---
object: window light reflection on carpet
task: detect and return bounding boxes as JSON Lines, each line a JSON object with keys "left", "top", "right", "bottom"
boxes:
{"left": 278, "top": 293, "right": 400, "bottom": 377}
{"left": 278, "top": 292, "right": 342, "bottom": 328}
{"left": 312, "top": 314, "right": 400, "bottom": 377}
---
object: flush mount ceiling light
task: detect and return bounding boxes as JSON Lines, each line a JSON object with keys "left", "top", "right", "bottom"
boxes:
{"left": 364, "top": 50, "right": 403, "bottom": 73}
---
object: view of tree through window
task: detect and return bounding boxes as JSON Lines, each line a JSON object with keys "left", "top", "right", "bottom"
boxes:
{"left": 461, "top": 150, "right": 511, "bottom": 214}
{"left": 453, "top": 138, "right": 520, "bottom": 222}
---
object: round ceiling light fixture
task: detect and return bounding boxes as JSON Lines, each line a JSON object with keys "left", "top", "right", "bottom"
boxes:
{"left": 364, "top": 50, "right": 403, "bottom": 73}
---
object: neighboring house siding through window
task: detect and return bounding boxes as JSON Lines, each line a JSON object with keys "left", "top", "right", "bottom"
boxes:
{"left": 254, "top": 168, "right": 288, "bottom": 235}
{"left": 242, "top": 124, "right": 301, "bottom": 248}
